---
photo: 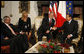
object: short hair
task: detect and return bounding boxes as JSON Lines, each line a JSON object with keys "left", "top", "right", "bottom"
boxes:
{"left": 3, "top": 16, "right": 10, "bottom": 20}
{"left": 67, "top": 14, "right": 73, "bottom": 18}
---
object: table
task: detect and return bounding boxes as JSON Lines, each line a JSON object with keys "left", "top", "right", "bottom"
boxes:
{"left": 25, "top": 41, "right": 75, "bottom": 53}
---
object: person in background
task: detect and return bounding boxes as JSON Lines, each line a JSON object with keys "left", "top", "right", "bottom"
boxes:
{"left": 37, "top": 12, "right": 55, "bottom": 41}
{"left": 1, "top": 16, "right": 29, "bottom": 53}
{"left": 51, "top": 14, "right": 78, "bottom": 45}
{"left": 18, "top": 11, "right": 31, "bottom": 40}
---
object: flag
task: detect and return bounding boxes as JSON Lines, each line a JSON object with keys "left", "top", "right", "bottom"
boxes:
{"left": 49, "top": 1, "right": 73, "bottom": 27}
{"left": 54, "top": 1, "right": 66, "bottom": 27}
{"left": 49, "top": 1, "right": 58, "bottom": 25}
{"left": 66, "top": 1, "right": 73, "bottom": 16}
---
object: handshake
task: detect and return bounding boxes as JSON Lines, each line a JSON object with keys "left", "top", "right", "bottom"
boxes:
{"left": 51, "top": 27, "right": 57, "bottom": 30}
{"left": 46, "top": 27, "right": 57, "bottom": 34}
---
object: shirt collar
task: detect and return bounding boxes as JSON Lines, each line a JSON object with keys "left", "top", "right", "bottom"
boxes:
{"left": 68, "top": 19, "right": 72, "bottom": 24}
{"left": 4, "top": 23, "right": 8, "bottom": 25}
{"left": 49, "top": 18, "right": 51, "bottom": 21}
{"left": 49, "top": 18, "right": 53, "bottom": 21}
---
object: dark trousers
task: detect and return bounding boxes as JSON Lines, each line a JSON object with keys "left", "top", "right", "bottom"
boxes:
{"left": 59, "top": 34, "right": 74, "bottom": 45}
{"left": 1, "top": 37, "right": 19, "bottom": 53}
{"left": 1, "top": 34, "right": 29, "bottom": 53}
{"left": 52, "top": 30, "right": 59, "bottom": 40}
{"left": 38, "top": 32, "right": 53, "bottom": 41}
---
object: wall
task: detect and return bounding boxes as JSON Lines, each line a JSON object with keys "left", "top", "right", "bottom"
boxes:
{"left": 1, "top": 1, "right": 12, "bottom": 20}
{"left": 1, "top": 1, "right": 38, "bottom": 27}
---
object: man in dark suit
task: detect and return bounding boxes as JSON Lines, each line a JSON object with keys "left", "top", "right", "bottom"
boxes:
{"left": 37, "top": 12, "right": 55, "bottom": 41}
{"left": 1, "top": 16, "right": 29, "bottom": 53}
{"left": 51, "top": 14, "right": 78, "bottom": 44}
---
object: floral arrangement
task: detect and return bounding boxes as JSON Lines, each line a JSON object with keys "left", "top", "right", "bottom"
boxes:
{"left": 38, "top": 39, "right": 70, "bottom": 53}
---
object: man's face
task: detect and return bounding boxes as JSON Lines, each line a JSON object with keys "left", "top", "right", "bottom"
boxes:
{"left": 66, "top": 15, "right": 71, "bottom": 21}
{"left": 49, "top": 13, "right": 54, "bottom": 19}
{"left": 4, "top": 17, "right": 11, "bottom": 24}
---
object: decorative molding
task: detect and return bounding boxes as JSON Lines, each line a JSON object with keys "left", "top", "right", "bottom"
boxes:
{"left": 19, "top": 1, "right": 30, "bottom": 13}
{"left": 1, "top": 1, "right": 5, "bottom": 8}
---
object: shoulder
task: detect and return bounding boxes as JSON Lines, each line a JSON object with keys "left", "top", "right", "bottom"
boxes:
{"left": 19, "top": 18, "right": 21, "bottom": 20}
{"left": 43, "top": 17, "right": 48, "bottom": 21}
{"left": 27, "top": 17, "right": 31, "bottom": 20}
{"left": 28, "top": 17, "right": 30, "bottom": 19}
{"left": 2, "top": 23, "right": 5, "bottom": 27}
{"left": 19, "top": 18, "right": 22, "bottom": 21}
{"left": 9, "top": 23, "right": 14, "bottom": 26}
{"left": 64, "top": 21, "right": 68, "bottom": 24}
{"left": 72, "top": 20, "right": 78, "bottom": 24}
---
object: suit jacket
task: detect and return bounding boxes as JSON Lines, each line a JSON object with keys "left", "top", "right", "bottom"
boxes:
{"left": 18, "top": 17, "right": 31, "bottom": 32}
{"left": 37, "top": 17, "right": 55, "bottom": 35}
{"left": 57, "top": 19, "right": 78, "bottom": 38}
{"left": 2, "top": 23, "right": 19, "bottom": 38}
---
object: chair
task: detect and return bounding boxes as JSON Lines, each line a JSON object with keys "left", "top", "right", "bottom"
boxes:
{"left": 34, "top": 16, "right": 47, "bottom": 42}
{"left": 1, "top": 44, "right": 10, "bottom": 53}
{"left": 1, "top": 25, "right": 18, "bottom": 53}
{"left": 71, "top": 18, "right": 83, "bottom": 46}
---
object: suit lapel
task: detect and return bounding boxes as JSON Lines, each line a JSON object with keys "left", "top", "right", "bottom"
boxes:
{"left": 69, "top": 20, "right": 73, "bottom": 25}
{"left": 4, "top": 23, "right": 13, "bottom": 34}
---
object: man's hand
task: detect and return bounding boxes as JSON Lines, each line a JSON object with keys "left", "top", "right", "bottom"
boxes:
{"left": 67, "top": 35, "right": 72, "bottom": 39}
{"left": 51, "top": 27, "right": 57, "bottom": 30}
{"left": 46, "top": 30, "right": 50, "bottom": 34}
{"left": 20, "top": 31, "right": 25, "bottom": 35}
{"left": 4, "top": 37, "right": 9, "bottom": 40}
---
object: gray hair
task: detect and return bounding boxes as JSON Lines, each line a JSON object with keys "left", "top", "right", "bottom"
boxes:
{"left": 3, "top": 16, "right": 10, "bottom": 21}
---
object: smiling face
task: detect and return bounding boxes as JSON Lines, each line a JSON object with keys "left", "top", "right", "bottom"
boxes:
{"left": 66, "top": 15, "right": 72, "bottom": 21}
{"left": 4, "top": 17, "right": 11, "bottom": 24}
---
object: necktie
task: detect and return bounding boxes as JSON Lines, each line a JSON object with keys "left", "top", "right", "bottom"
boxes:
{"left": 49, "top": 19, "right": 52, "bottom": 26}
{"left": 6, "top": 24, "right": 16, "bottom": 35}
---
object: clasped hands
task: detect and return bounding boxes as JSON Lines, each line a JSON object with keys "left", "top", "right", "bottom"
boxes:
{"left": 46, "top": 27, "right": 72, "bottom": 39}
{"left": 67, "top": 34, "right": 72, "bottom": 39}
{"left": 46, "top": 27, "right": 57, "bottom": 34}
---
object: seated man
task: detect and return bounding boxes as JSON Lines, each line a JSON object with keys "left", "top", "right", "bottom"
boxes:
{"left": 1, "top": 16, "right": 29, "bottom": 53}
{"left": 51, "top": 14, "right": 78, "bottom": 45}
{"left": 37, "top": 12, "right": 55, "bottom": 41}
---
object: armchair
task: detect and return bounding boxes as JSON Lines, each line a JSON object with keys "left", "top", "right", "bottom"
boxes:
{"left": 34, "top": 16, "right": 47, "bottom": 42}
{"left": 71, "top": 18, "right": 83, "bottom": 46}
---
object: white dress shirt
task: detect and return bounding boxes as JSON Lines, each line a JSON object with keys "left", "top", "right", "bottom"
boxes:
{"left": 49, "top": 18, "right": 52, "bottom": 30}
{"left": 68, "top": 19, "right": 72, "bottom": 24}
{"left": 5, "top": 23, "right": 16, "bottom": 35}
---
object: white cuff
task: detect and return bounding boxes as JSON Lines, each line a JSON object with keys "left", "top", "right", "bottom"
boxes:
{"left": 20, "top": 31, "right": 22, "bottom": 34}
{"left": 50, "top": 27, "right": 52, "bottom": 30}
{"left": 70, "top": 34, "right": 73, "bottom": 37}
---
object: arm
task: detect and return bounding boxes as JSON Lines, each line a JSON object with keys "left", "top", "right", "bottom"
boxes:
{"left": 18, "top": 18, "right": 22, "bottom": 32}
{"left": 67, "top": 21, "right": 78, "bottom": 39}
{"left": 29, "top": 17, "right": 31, "bottom": 31}
{"left": 72, "top": 21, "right": 78, "bottom": 37}
{"left": 42, "top": 18, "right": 50, "bottom": 32}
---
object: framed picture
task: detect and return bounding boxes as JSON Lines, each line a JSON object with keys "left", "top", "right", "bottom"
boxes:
{"left": 19, "top": 1, "right": 30, "bottom": 13}
{"left": 1, "top": 1, "right": 5, "bottom": 8}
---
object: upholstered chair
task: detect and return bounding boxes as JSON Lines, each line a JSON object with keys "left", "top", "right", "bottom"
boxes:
{"left": 34, "top": 16, "right": 47, "bottom": 42}
{"left": 71, "top": 18, "right": 83, "bottom": 46}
